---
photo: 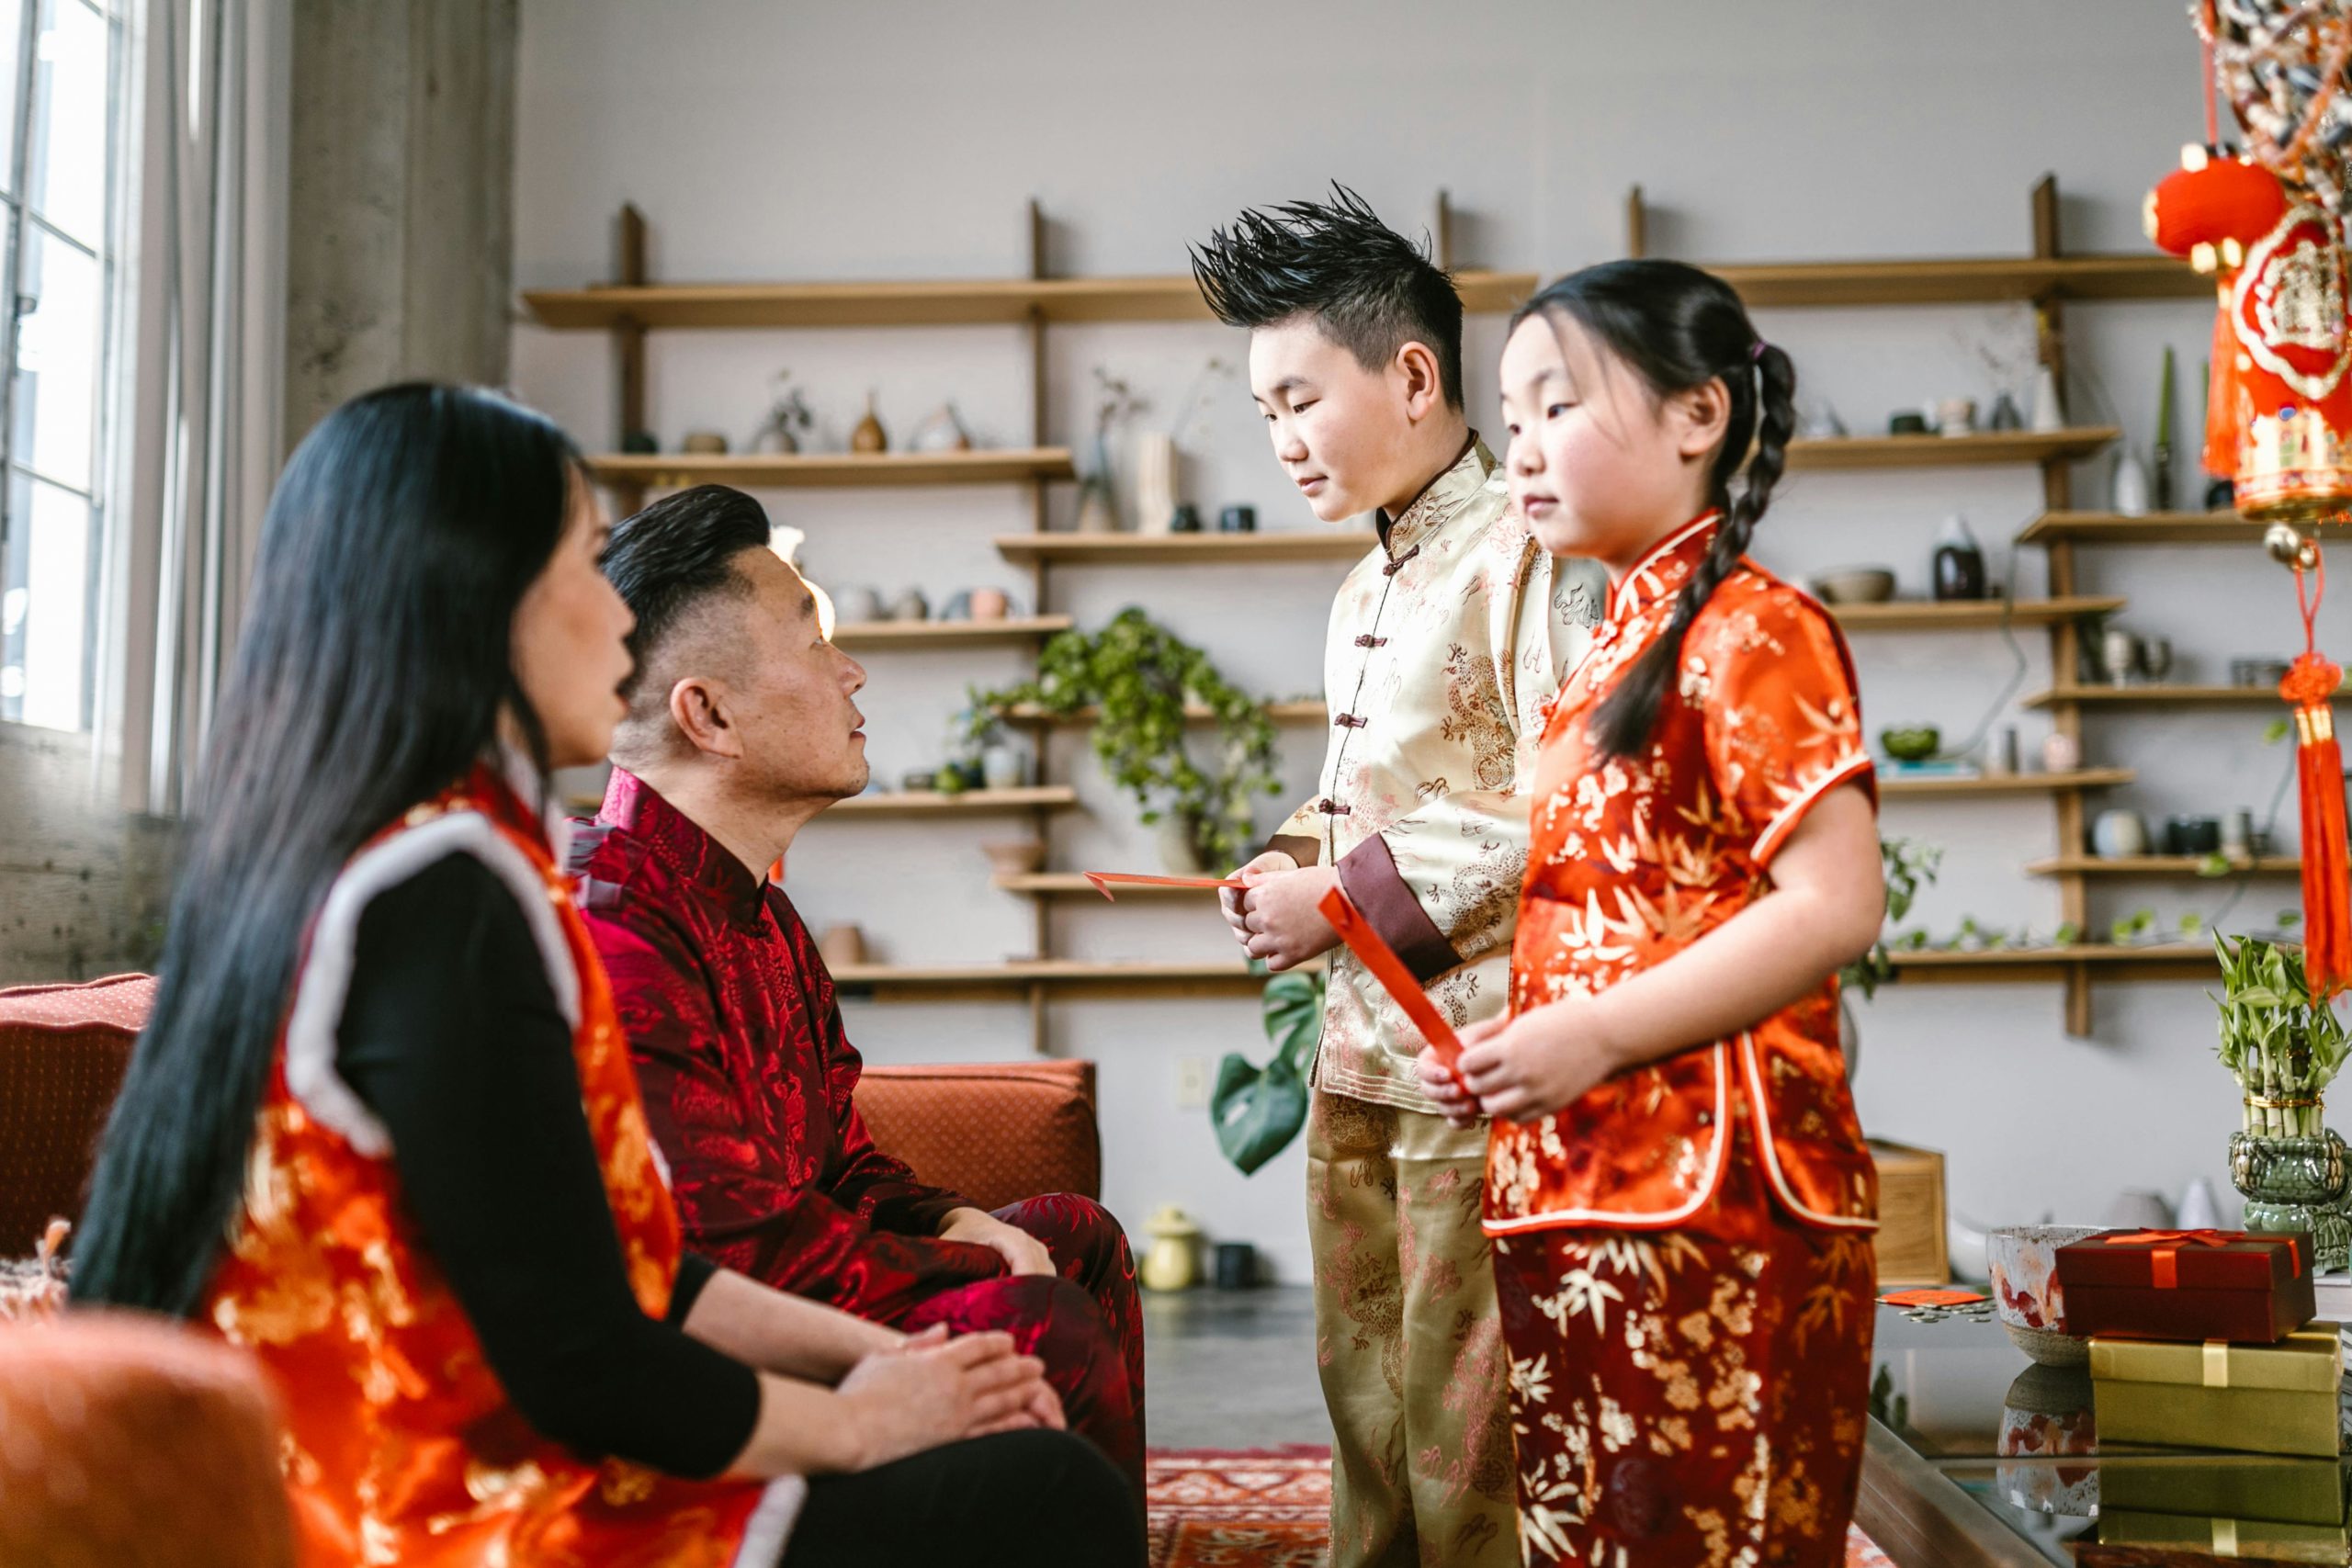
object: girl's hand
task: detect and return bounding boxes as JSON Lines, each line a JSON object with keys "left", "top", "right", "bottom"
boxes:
{"left": 1456, "top": 1000, "right": 1623, "bottom": 1124}
{"left": 1415, "top": 1043, "right": 1483, "bottom": 1130}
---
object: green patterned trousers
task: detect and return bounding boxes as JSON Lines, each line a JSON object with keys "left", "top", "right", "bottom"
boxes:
{"left": 1307, "top": 1089, "right": 1518, "bottom": 1568}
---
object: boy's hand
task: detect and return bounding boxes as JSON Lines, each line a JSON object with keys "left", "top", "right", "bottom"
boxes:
{"left": 1239, "top": 865, "right": 1342, "bottom": 971}
{"left": 1220, "top": 851, "right": 1298, "bottom": 946}
{"left": 1415, "top": 1045, "right": 1483, "bottom": 1129}
{"left": 1454, "top": 1002, "right": 1623, "bottom": 1124}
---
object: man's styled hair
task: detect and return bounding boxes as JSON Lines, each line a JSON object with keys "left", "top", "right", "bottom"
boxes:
{"left": 1189, "top": 183, "right": 1464, "bottom": 410}
{"left": 601, "top": 483, "right": 772, "bottom": 698}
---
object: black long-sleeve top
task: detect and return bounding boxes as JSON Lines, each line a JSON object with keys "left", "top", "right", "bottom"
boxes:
{"left": 334, "top": 852, "right": 762, "bottom": 1479}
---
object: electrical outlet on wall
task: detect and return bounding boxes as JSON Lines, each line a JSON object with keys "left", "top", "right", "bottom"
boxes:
{"left": 1175, "top": 1057, "right": 1209, "bottom": 1110}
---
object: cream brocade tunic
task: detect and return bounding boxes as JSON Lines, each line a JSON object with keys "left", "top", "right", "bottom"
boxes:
{"left": 1269, "top": 436, "right": 1603, "bottom": 1115}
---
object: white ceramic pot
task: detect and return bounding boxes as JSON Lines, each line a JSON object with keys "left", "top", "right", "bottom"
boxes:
{"left": 2091, "top": 809, "right": 2149, "bottom": 859}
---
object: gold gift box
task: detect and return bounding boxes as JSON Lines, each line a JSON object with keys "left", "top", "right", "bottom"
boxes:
{"left": 2099, "top": 1454, "right": 2347, "bottom": 1528}
{"left": 2098, "top": 1507, "right": 2349, "bottom": 1562}
{"left": 2090, "top": 1323, "right": 2344, "bottom": 1460}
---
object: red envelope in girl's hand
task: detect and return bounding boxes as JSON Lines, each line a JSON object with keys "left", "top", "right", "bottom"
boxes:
{"left": 1081, "top": 871, "right": 1247, "bottom": 901}
{"left": 1316, "top": 885, "right": 1471, "bottom": 1098}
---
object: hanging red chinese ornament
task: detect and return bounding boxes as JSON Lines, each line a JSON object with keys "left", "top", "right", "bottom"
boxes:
{"left": 2154, "top": 1, "right": 2352, "bottom": 996}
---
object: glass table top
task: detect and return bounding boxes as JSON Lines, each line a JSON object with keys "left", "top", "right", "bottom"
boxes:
{"left": 1870, "top": 1305, "right": 2352, "bottom": 1563}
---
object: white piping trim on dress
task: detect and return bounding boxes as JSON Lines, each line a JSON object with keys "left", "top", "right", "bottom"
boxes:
{"left": 282, "top": 811, "right": 580, "bottom": 1157}
{"left": 1610, "top": 511, "right": 1724, "bottom": 619}
{"left": 1750, "top": 752, "right": 1875, "bottom": 870}
{"left": 1480, "top": 1041, "right": 1733, "bottom": 1235}
{"left": 731, "top": 1475, "right": 808, "bottom": 1565}
{"left": 1737, "top": 1031, "right": 1879, "bottom": 1231}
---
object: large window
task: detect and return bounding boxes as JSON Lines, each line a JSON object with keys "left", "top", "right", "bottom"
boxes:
{"left": 0, "top": 0, "right": 123, "bottom": 732}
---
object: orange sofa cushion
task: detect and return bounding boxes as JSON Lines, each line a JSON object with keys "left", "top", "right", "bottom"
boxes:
{"left": 855, "top": 1060, "right": 1101, "bottom": 1213}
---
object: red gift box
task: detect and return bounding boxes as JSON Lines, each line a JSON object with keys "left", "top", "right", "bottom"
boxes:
{"left": 2054, "top": 1229, "right": 2315, "bottom": 1344}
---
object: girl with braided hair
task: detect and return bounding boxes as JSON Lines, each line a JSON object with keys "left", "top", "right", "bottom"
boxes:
{"left": 1420, "top": 261, "right": 1883, "bottom": 1566}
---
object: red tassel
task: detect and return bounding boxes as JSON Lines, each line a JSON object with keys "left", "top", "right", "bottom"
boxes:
{"left": 2282, "top": 546, "right": 2352, "bottom": 998}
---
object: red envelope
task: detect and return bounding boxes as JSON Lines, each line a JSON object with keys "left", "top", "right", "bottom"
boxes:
{"left": 1317, "top": 885, "right": 1469, "bottom": 1097}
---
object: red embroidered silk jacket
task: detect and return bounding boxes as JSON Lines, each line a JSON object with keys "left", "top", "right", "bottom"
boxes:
{"left": 571, "top": 770, "right": 1001, "bottom": 1316}
{"left": 1484, "top": 515, "right": 1881, "bottom": 1241}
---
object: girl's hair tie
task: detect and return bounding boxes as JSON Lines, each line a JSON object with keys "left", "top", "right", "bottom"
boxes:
{"left": 1750, "top": 340, "right": 1769, "bottom": 361}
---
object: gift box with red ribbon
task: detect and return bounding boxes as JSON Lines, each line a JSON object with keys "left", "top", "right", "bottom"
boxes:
{"left": 2054, "top": 1229, "right": 2315, "bottom": 1344}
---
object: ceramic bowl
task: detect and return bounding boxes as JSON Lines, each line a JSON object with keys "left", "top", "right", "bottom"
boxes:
{"left": 1996, "top": 1364, "right": 2099, "bottom": 1516}
{"left": 1879, "top": 725, "right": 1941, "bottom": 763}
{"left": 1986, "top": 1224, "right": 2102, "bottom": 1367}
{"left": 981, "top": 840, "right": 1046, "bottom": 878}
{"left": 1812, "top": 568, "right": 1898, "bottom": 605}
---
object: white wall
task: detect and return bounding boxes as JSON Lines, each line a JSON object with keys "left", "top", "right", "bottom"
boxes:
{"left": 510, "top": 0, "right": 2347, "bottom": 1280}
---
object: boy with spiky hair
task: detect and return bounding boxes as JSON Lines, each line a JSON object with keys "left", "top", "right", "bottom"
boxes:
{"left": 1192, "top": 186, "right": 1602, "bottom": 1568}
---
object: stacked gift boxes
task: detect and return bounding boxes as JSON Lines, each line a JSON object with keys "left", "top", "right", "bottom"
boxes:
{"left": 2054, "top": 1228, "right": 2346, "bottom": 1556}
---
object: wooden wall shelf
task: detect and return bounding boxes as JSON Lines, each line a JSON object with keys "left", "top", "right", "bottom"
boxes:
{"left": 832, "top": 616, "right": 1072, "bottom": 650}
{"left": 831, "top": 785, "right": 1078, "bottom": 817}
{"left": 1787, "top": 428, "right": 2117, "bottom": 471}
{"left": 831, "top": 957, "right": 1311, "bottom": 1001}
{"left": 2017, "top": 512, "right": 2272, "bottom": 546}
{"left": 995, "top": 531, "right": 1374, "bottom": 566}
{"left": 1831, "top": 596, "right": 2120, "bottom": 630}
{"left": 999, "top": 700, "right": 1326, "bottom": 727}
{"left": 584, "top": 448, "right": 1075, "bottom": 489}
{"left": 2024, "top": 684, "right": 2297, "bottom": 710}
{"left": 1877, "top": 768, "right": 2132, "bottom": 798}
{"left": 521, "top": 256, "right": 2196, "bottom": 334}
{"left": 1889, "top": 944, "right": 2219, "bottom": 984}
{"left": 996, "top": 874, "right": 1219, "bottom": 898}
{"left": 2028, "top": 855, "right": 2300, "bottom": 877}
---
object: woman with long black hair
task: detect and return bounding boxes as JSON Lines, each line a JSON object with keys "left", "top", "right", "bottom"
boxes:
{"left": 70, "top": 382, "right": 1141, "bottom": 1568}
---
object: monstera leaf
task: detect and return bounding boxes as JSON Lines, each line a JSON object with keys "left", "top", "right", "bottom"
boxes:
{"left": 1211, "top": 969, "right": 1325, "bottom": 1175}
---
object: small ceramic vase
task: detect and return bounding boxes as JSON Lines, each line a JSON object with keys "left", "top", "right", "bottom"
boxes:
{"left": 1170, "top": 503, "right": 1204, "bottom": 533}
{"left": 1139, "top": 1207, "right": 1202, "bottom": 1292}
{"left": 2090, "top": 809, "right": 2149, "bottom": 860}
{"left": 1219, "top": 504, "right": 1257, "bottom": 534}
{"left": 2222, "top": 808, "right": 2256, "bottom": 860}
{"left": 887, "top": 587, "right": 930, "bottom": 623}
{"left": 816, "top": 923, "right": 868, "bottom": 968}
{"left": 2110, "top": 450, "right": 2153, "bottom": 516}
{"left": 2100, "top": 626, "right": 2140, "bottom": 687}
{"left": 1987, "top": 391, "right": 2025, "bottom": 432}
{"left": 981, "top": 840, "right": 1046, "bottom": 879}
{"left": 1937, "top": 397, "right": 1978, "bottom": 435}
{"left": 2041, "top": 731, "right": 2081, "bottom": 774}
{"left": 833, "top": 586, "right": 885, "bottom": 626}
{"left": 851, "top": 393, "right": 888, "bottom": 455}
{"left": 1074, "top": 476, "right": 1119, "bottom": 535}
{"left": 969, "top": 587, "right": 1011, "bottom": 621}
{"left": 2139, "top": 636, "right": 2174, "bottom": 682}
{"left": 1931, "top": 515, "right": 1987, "bottom": 601}
{"left": 1986, "top": 727, "right": 2020, "bottom": 777}
{"left": 979, "top": 743, "right": 1024, "bottom": 791}
{"left": 2029, "top": 364, "right": 2066, "bottom": 433}
{"left": 1132, "top": 432, "right": 1178, "bottom": 535}
{"left": 682, "top": 430, "right": 729, "bottom": 456}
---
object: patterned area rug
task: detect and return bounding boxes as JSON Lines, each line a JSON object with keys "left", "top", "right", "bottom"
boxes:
{"left": 1146, "top": 1447, "right": 1898, "bottom": 1568}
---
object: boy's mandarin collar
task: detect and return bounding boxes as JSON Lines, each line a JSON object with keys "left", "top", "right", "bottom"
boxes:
{"left": 1375, "top": 432, "right": 1491, "bottom": 556}
{"left": 1609, "top": 511, "right": 1724, "bottom": 621}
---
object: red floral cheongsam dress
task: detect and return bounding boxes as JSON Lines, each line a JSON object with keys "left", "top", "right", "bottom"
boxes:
{"left": 1484, "top": 514, "right": 1881, "bottom": 1568}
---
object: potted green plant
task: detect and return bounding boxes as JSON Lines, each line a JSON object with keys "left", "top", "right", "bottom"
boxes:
{"left": 968, "top": 608, "right": 1283, "bottom": 870}
{"left": 1209, "top": 969, "right": 1325, "bottom": 1175}
{"left": 2214, "top": 926, "right": 2352, "bottom": 1269}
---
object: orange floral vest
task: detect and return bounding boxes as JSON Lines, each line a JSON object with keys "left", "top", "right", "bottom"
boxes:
{"left": 201, "top": 769, "right": 787, "bottom": 1567}
{"left": 1485, "top": 515, "right": 1880, "bottom": 1241}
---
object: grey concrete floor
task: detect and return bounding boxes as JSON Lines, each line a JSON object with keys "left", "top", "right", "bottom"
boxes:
{"left": 1143, "top": 1284, "right": 1333, "bottom": 1450}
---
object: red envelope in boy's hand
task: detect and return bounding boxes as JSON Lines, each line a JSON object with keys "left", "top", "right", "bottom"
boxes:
{"left": 1081, "top": 871, "right": 1246, "bottom": 901}
{"left": 1316, "top": 885, "right": 1471, "bottom": 1098}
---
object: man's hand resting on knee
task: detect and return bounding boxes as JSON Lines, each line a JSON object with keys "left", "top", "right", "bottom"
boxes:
{"left": 939, "top": 1207, "right": 1057, "bottom": 1277}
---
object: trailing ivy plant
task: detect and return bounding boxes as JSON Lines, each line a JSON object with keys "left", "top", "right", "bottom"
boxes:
{"left": 967, "top": 608, "right": 1283, "bottom": 868}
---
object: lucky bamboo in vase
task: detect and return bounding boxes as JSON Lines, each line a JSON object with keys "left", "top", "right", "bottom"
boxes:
{"left": 2213, "top": 931, "right": 2348, "bottom": 1138}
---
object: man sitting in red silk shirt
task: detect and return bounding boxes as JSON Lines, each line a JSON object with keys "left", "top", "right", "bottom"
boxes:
{"left": 570, "top": 484, "right": 1143, "bottom": 1495}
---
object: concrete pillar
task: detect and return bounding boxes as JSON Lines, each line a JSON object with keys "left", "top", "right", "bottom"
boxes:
{"left": 282, "top": 0, "right": 518, "bottom": 447}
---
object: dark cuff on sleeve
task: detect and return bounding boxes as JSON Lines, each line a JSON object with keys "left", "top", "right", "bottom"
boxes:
{"left": 1336, "top": 832, "right": 1463, "bottom": 984}
{"left": 667, "top": 1252, "right": 719, "bottom": 1327}
{"left": 1265, "top": 832, "right": 1321, "bottom": 868}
